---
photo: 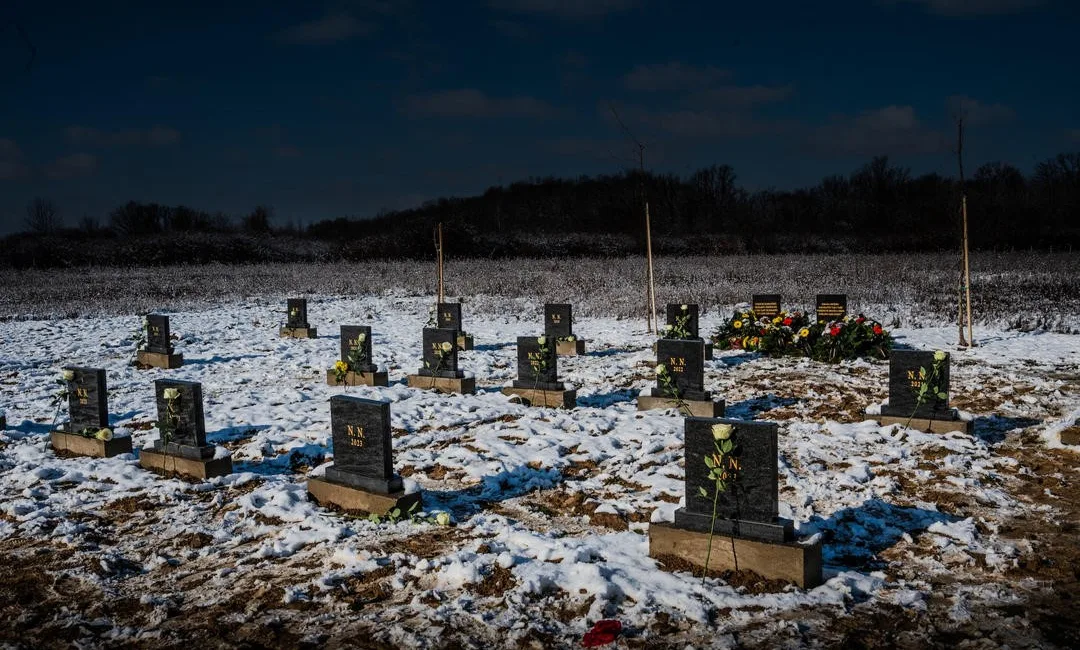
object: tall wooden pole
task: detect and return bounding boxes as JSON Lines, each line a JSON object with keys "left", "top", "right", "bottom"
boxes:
{"left": 435, "top": 222, "right": 444, "bottom": 304}
{"left": 956, "top": 120, "right": 974, "bottom": 347}
{"left": 641, "top": 144, "right": 657, "bottom": 334}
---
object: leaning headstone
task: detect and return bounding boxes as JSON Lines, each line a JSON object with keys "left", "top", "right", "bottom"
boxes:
{"left": 661, "top": 303, "right": 713, "bottom": 360}
{"left": 752, "top": 294, "right": 781, "bottom": 320}
{"left": 437, "top": 302, "right": 473, "bottom": 351}
{"left": 501, "top": 336, "right": 576, "bottom": 408}
{"left": 280, "top": 298, "right": 317, "bottom": 339}
{"left": 139, "top": 379, "right": 233, "bottom": 479}
{"left": 869, "top": 350, "right": 971, "bottom": 434}
{"left": 307, "top": 396, "right": 421, "bottom": 515}
{"left": 544, "top": 303, "right": 586, "bottom": 356}
{"left": 815, "top": 294, "right": 848, "bottom": 322}
{"left": 137, "top": 314, "right": 183, "bottom": 369}
{"left": 327, "top": 325, "right": 388, "bottom": 387}
{"left": 649, "top": 417, "right": 823, "bottom": 588}
{"left": 406, "top": 328, "right": 476, "bottom": 394}
{"left": 50, "top": 367, "right": 132, "bottom": 458}
{"left": 638, "top": 339, "right": 724, "bottom": 417}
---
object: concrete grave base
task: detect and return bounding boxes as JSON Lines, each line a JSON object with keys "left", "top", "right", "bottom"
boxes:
{"left": 51, "top": 430, "right": 133, "bottom": 458}
{"left": 638, "top": 395, "right": 725, "bottom": 418}
{"left": 406, "top": 374, "right": 476, "bottom": 395}
{"left": 280, "top": 326, "right": 317, "bottom": 339}
{"left": 555, "top": 339, "right": 586, "bottom": 356}
{"left": 307, "top": 477, "right": 422, "bottom": 516}
{"left": 457, "top": 334, "right": 474, "bottom": 351}
{"left": 139, "top": 448, "right": 233, "bottom": 480}
{"left": 870, "top": 414, "right": 973, "bottom": 435}
{"left": 137, "top": 351, "right": 183, "bottom": 369}
{"left": 325, "top": 369, "right": 389, "bottom": 387}
{"left": 502, "top": 386, "right": 577, "bottom": 409}
{"left": 649, "top": 521, "right": 823, "bottom": 588}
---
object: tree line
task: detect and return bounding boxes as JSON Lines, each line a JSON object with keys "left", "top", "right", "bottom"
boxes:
{"left": 4, "top": 153, "right": 1078, "bottom": 268}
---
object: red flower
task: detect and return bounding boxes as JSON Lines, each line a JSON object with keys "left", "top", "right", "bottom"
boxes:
{"left": 873, "top": 324, "right": 883, "bottom": 335}
{"left": 582, "top": 620, "right": 622, "bottom": 647}
{"left": 856, "top": 317, "right": 866, "bottom": 324}
{"left": 830, "top": 326, "right": 841, "bottom": 337}
{"left": 759, "top": 328, "right": 766, "bottom": 335}
{"left": 782, "top": 317, "right": 792, "bottom": 326}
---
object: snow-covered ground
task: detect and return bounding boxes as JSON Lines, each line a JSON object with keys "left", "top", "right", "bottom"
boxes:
{"left": 1, "top": 295, "right": 1078, "bottom": 648}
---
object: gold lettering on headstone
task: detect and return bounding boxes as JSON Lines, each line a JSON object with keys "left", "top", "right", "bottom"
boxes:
{"left": 668, "top": 356, "right": 686, "bottom": 373}
{"left": 346, "top": 424, "right": 365, "bottom": 448}
{"left": 906, "top": 368, "right": 925, "bottom": 390}
{"left": 817, "top": 302, "right": 845, "bottom": 318}
{"left": 754, "top": 301, "right": 779, "bottom": 316}
{"left": 76, "top": 387, "right": 89, "bottom": 406}
{"left": 442, "top": 312, "right": 452, "bottom": 322}
{"left": 550, "top": 314, "right": 561, "bottom": 324}
{"left": 527, "top": 350, "right": 543, "bottom": 370}
{"left": 349, "top": 337, "right": 361, "bottom": 352}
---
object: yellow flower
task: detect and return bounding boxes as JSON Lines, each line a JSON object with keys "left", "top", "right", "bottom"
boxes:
{"left": 733, "top": 320, "right": 743, "bottom": 329}
{"left": 772, "top": 316, "right": 781, "bottom": 324}
{"left": 162, "top": 388, "right": 180, "bottom": 401}
{"left": 799, "top": 328, "right": 810, "bottom": 338}
{"left": 95, "top": 428, "right": 113, "bottom": 441}
{"left": 435, "top": 512, "right": 451, "bottom": 526}
{"left": 537, "top": 336, "right": 547, "bottom": 345}
{"left": 933, "top": 350, "right": 947, "bottom": 362}
{"left": 334, "top": 360, "right": 348, "bottom": 373}
{"left": 61, "top": 369, "right": 75, "bottom": 381}
{"left": 655, "top": 363, "right": 666, "bottom": 374}
{"left": 711, "top": 423, "right": 733, "bottom": 440}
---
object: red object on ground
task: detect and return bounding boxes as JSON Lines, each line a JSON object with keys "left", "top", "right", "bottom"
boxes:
{"left": 582, "top": 619, "right": 622, "bottom": 647}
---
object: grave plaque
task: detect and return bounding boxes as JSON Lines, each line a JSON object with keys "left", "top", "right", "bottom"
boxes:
{"left": 816, "top": 294, "right": 848, "bottom": 322}
{"left": 655, "top": 339, "right": 708, "bottom": 401}
{"left": 418, "top": 328, "right": 463, "bottom": 378}
{"left": 62, "top": 367, "right": 108, "bottom": 433}
{"left": 544, "top": 304, "right": 573, "bottom": 339}
{"left": 436, "top": 303, "right": 462, "bottom": 332}
{"left": 340, "top": 325, "right": 377, "bottom": 373}
{"left": 513, "top": 337, "right": 562, "bottom": 391}
{"left": 879, "top": 350, "right": 952, "bottom": 420}
{"left": 752, "top": 295, "right": 781, "bottom": 319}
{"left": 286, "top": 299, "right": 309, "bottom": 329}
{"left": 152, "top": 379, "right": 212, "bottom": 459}
{"left": 666, "top": 303, "right": 700, "bottom": 339}
{"left": 324, "top": 396, "right": 402, "bottom": 494}
{"left": 145, "top": 315, "right": 172, "bottom": 354}
{"left": 674, "top": 418, "right": 793, "bottom": 543}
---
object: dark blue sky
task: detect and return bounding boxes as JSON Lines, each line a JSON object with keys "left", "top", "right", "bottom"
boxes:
{"left": 1, "top": 0, "right": 1077, "bottom": 233}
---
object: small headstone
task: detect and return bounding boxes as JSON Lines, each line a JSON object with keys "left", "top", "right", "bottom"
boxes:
{"left": 544, "top": 304, "right": 573, "bottom": 339}
{"left": 655, "top": 339, "right": 708, "bottom": 401}
{"left": 665, "top": 303, "right": 700, "bottom": 339}
{"left": 62, "top": 367, "right": 108, "bottom": 433}
{"left": 436, "top": 303, "right": 462, "bottom": 332}
{"left": 815, "top": 294, "right": 848, "bottom": 322}
{"left": 512, "top": 336, "right": 562, "bottom": 391}
{"left": 879, "top": 350, "right": 953, "bottom": 420}
{"left": 674, "top": 417, "right": 793, "bottom": 543}
{"left": 324, "top": 396, "right": 403, "bottom": 494}
{"left": 340, "top": 325, "right": 377, "bottom": 373}
{"left": 286, "top": 298, "right": 309, "bottom": 329}
{"left": 418, "top": 328, "right": 463, "bottom": 378}
{"left": 752, "top": 294, "right": 781, "bottom": 319}
{"left": 145, "top": 315, "right": 172, "bottom": 354}
{"left": 151, "top": 379, "right": 212, "bottom": 459}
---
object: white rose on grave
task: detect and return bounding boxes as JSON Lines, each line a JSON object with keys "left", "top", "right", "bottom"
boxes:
{"left": 435, "top": 512, "right": 451, "bottom": 526}
{"left": 663, "top": 324, "right": 673, "bottom": 332}
{"left": 681, "top": 304, "right": 688, "bottom": 311}
{"left": 537, "top": 336, "right": 547, "bottom": 346}
{"left": 567, "top": 336, "right": 575, "bottom": 342}
{"left": 95, "top": 428, "right": 113, "bottom": 441}
{"left": 655, "top": 364, "right": 666, "bottom": 374}
{"left": 162, "top": 388, "right": 180, "bottom": 401}
{"left": 357, "top": 333, "right": 367, "bottom": 343}
{"left": 62, "top": 369, "right": 75, "bottom": 381}
{"left": 440, "top": 341, "right": 453, "bottom": 353}
{"left": 933, "top": 350, "right": 947, "bottom": 362}
{"left": 711, "top": 423, "right": 733, "bottom": 441}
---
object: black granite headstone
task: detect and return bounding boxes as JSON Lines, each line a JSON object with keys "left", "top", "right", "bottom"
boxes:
{"left": 286, "top": 298, "right": 309, "bottom": 329}
{"left": 665, "top": 303, "right": 700, "bottom": 339}
{"left": 436, "top": 302, "right": 462, "bottom": 332}
{"left": 654, "top": 339, "right": 708, "bottom": 401}
{"left": 815, "top": 294, "right": 848, "bottom": 322}
{"left": 544, "top": 304, "right": 573, "bottom": 339}
{"left": 340, "top": 325, "right": 377, "bottom": 373}
{"left": 145, "top": 314, "right": 172, "bottom": 354}
{"left": 673, "top": 417, "right": 793, "bottom": 543}
{"left": 752, "top": 295, "right": 781, "bottom": 319}
{"left": 418, "top": 328, "right": 464, "bottom": 378}
{"left": 63, "top": 367, "right": 108, "bottom": 433}
{"left": 512, "top": 336, "right": 562, "bottom": 390}
{"left": 152, "top": 379, "right": 212, "bottom": 459}
{"left": 324, "top": 396, "right": 403, "bottom": 494}
{"left": 879, "top": 350, "right": 953, "bottom": 419}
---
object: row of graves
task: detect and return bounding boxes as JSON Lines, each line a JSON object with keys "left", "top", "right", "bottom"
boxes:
{"left": 31, "top": 294, "right": 985, "bottom": 591}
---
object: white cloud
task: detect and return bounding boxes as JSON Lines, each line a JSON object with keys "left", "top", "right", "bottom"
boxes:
{"left": 946, "top": 95, "right": 1015, "bottom": 125}
{"left": 809, "top": 105, "right": 945, "bottom": 155}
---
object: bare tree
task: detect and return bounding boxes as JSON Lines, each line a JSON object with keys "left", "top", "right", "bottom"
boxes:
{"left": 25, "top": 197, "right": 59, "bottom": 233}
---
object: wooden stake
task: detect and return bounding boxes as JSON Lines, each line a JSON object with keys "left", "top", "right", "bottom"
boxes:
{"left": 956, "top": 119, "right": 973, "bottom": 347}
{"left": 645, "top": 200, "right": 656, "bottom": 334}
{"left": 962, "top": 196, "right": 974, "bottom": 346}
{"left": 435, "top": 222, "right": 445, "bottom": 304}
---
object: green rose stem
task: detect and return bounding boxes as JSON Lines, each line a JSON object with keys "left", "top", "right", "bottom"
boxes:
{"left": 903, "top": 351, "right": 948, "bottom": 430}
{"left": 532, "top": 336, "right": 550, "bottom": 392}
{"left": 657, "top": 366, "right": 691, "bottom": 417}
{"left": 700, "top": 424, "right": 738, "bottom": 585}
